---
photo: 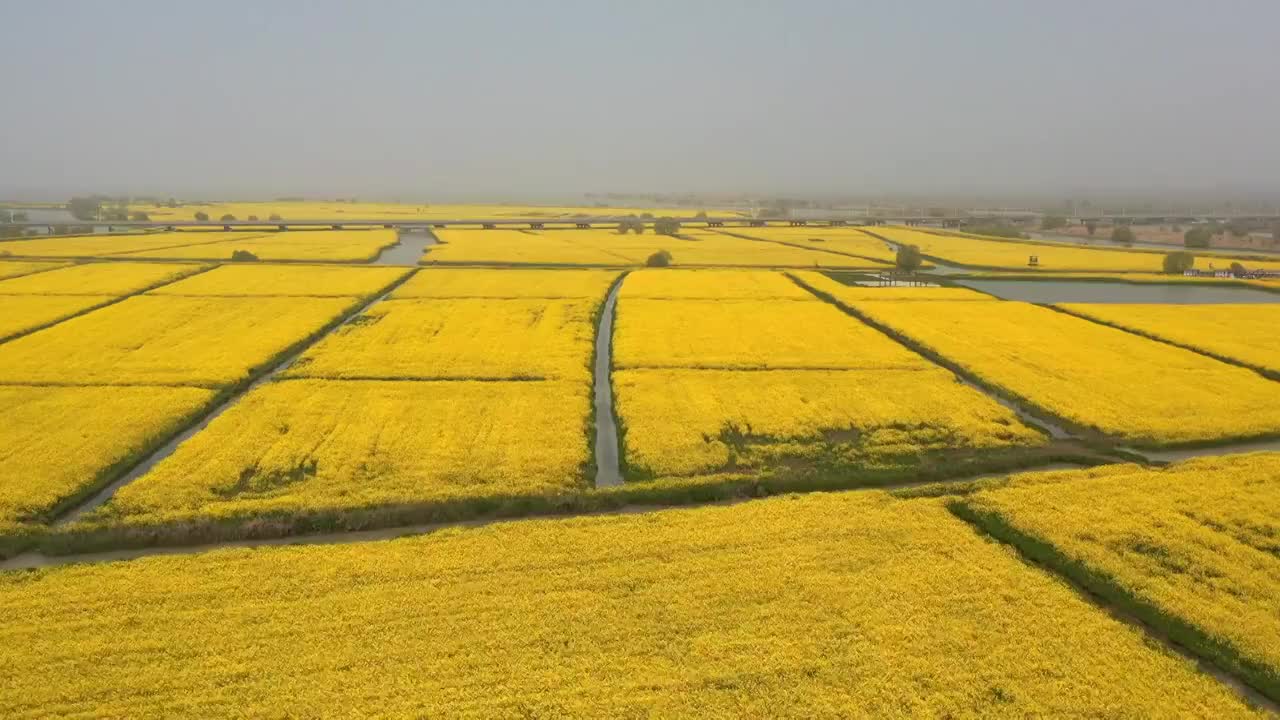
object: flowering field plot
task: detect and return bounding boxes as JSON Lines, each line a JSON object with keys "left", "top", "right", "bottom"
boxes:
{"left": 877, "top": 226, "right": 1280, "bottom": 273}
{"left": 392, "top": 267, "right": 619, "bottom": 299}
{"left": 0, "top": 385, "right": 215, "bottom": 531}
{"left": 957, "top": 452, "right": 1280, "bottom": 701}
{"left": 148, "top": 263, "right": 408, "bottom": 297}
{"left": 283, "top": 297, "right": 601, "bottom": 384}
{"left": 0, "top": 295, "right": 115, "bottom": 342}
{"left": 427, "top": 228, "right": 889, "bottom": 268}
{"left": 851, "top": 300, "right": 1280, "bottom": 445}
{"left": 0, "top": 231, "right": 273, "bottom": 258}
{"left": 720, "top": 225, "right": 901, "bottom": 263}
{"left": 612, "top": 270, "right": 1042, "bottom": 479}
{"left": 0, "top": 295, "right": 360, "bottom": 386}
{"left": 792, "top": 269, "right": 996, "bottom": 301}
{"left": 74, "top": 380, "right": 591, "bottom": 534}
{"left": 118, "top": 229, "right": 400, "bottom": 262}
{"left": 6, "top": 492, "right": 1257, "bottom": 717}
{"left": 0, "top": 261, "right": 203, "bottom": 295}
{"left": 1058, "top": 303, "right": 1280, "bottom": 375}
{"left": 0, "top": 260, "right": 68, "bottom": 280}
{"left": 619, "top": 268, "right": 813, "bottom": 300}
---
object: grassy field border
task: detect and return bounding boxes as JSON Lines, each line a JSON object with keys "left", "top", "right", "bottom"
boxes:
{"left": 949, "top": 500, "right": 1280, "bottom": 704}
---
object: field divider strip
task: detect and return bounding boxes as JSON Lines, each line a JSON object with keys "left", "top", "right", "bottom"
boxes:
{"left": 947, "top": 500, "right": 1280, "bottom": 711}
{"left": 710, "top": 228, "right": 896, "bottom": 267}
{"left": 0, "top": 262, "right": 75, "bottom": 282}
{"left": 2, "top": 455, "right": 1110, "bottom": 571}
{"left": 591, "top": 272, "right": 626, "bottom": 488}
{"left": 47, "top": 267, "right": 420, "bottom": 526}
{"left": 785, "top": 270, "right": 1085, "bottom": 443}
{"left": 0, "top": 263, "right": 218, "bottom": 347}
{"left": 1045, "top": 303, "right": 1280, "bottom": 381}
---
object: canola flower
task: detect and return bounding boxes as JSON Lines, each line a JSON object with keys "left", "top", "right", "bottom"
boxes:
{"left": 851, "top": 299, "right": 1280, "bottom": 445}
{"left": 85, "top": 379, "right": 590, "bottom": 529}
{"left": 0, "top": 260, "right": 69, "bottom": 280}
{"left": 619, "top": 268, "right": 815, "bottom": 300}
{"left": 791, "top": 270, "right": 995, "bottom": 301}
{"left": 722, "top": 225, "right": 901, "bottom": 263}
{"left": 0, "top": 231, "right": 274, "bottom": 258}
{"left": 282, "top": 297, "right": 600, "bottom": 384}
{"left": 1, "top": 491, "right": 1258, "bottom": 717}
{"left": 1059, "top": 303, "right": 1280, "bottom": 374}
{"left": 129, "top": 200, "right": 728, "bottom": 223}
{"left": 961, "top": 452, "right": 1280, "bottom": 699}
{"left": 614, "top": 297, "right": 932, "bottom": 371}
{"left": 0, "top": 262, "right": 204, "bottom": 295}
{"left": 393, "top": 267, "right": 620, "bottom": 299}
{"left": 149, "top": 264, "right": 410, "bottom": 298}
{"left": 0, "top": 295, "right": 115, "bottom": 341}
{"left": 614, "top": 368, "right": 1043, "bottom": 476}
{"left": 119, "top": 229, "right": 399, "bottom": 262}
{"left": 0, "top": 295, "right": 359, "bottom": 386}
{"left": 0, "top": 384, "right": 215, "bottom": 526}
{"left": 877, "top": 226, "right": 1280, "bottom": 272}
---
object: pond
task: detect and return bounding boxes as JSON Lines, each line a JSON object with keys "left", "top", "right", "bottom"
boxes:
{"left": 954, "top": 279, "right": 1280, "bottom": 304}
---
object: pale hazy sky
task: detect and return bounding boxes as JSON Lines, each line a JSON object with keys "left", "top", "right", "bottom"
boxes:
{"left": 2, "top": 0, "right": 1277, "bottom": 201}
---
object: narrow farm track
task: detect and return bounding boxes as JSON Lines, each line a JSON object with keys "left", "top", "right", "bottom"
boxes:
{"left": 592, "top": 275, "right": 625, "bottom": 487}
{"left": 49, "top": 269, "right": 420, "bottom": 525}
{"left": 949, "top": 504, "right": 1280, "bottom": 714}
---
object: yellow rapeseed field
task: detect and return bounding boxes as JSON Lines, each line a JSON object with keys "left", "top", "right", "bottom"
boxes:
{"left": 614, "top": 298, "right": 932, "bottom": 370}
{"left": 148, "top": 264, "right": 410, "bottom": 297}
{"left": 0, "top": 295, "right": 115, "bottom": 341}
{"left": 2, "top": 492, "right": 1256, "bottom": 716}
{"left": 428, "top": 228, "right": 887, "bottom": 268}
{"left": 721, "top": 225, "right": 901, "bottom": 263}
{"left": 84, "top": 379, "right": 590, "bottom": 529}
{"left": 614, "top": 368, "right": 1043, "bottom": 476}
{"left": 0, "top": 385, "right": 215, "bottom": 527}
{"left": 283, "top": 298, "right": 599, "bottom": 384}
{"left": 877, "top": 226, "right": 1280, "bottom": 272}
{"left": 851, "top": 299, "right": 1280, "bottom": 445}
{"left": 1059, "top": 303, "right": 1280, "bottom": 374}
{"left": 961, "top": 452, "right": 1280, "bottom": 698}
{"left": 119, "top": 229, "right": 400, "bottom": 262}
{"left": 0, "top": 231, "right": 272, "bottom": 258}
{"left": 0, "top": 262, "right": 204, "bottom": 295}
{"left": 619, "top": 268, "right": 814, "bottom": 300}
{"left": 792, "top": 270, "right": 996, "bottom": 301}
{"left": 129, "top": 200, "right": 727, "bottom": 223}
{"left": 0, "top": 295, "right": 358, "bottom": 387}
{"left": 392, "top": 267, "right": 619, "bottom": 298}
{"left": 0, "top": 260, "right": 69, "bottom": 280}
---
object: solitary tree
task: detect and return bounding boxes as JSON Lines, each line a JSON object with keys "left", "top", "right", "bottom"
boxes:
{"left": 895, "top": 244, "right": 923, "bottom": 273}
{"left": 230, "top": 249, "right": 260, "bottom": 262}
{"left": 1162, "top": 251, "right": 1195, "bottom": 274}
{"left": 248, "top": 215, "right": 260, "bottom": 222}
{"left": 268, "top": 213, "right": 282, "bottom": 222}
{"left": 1230, "top": 262, "right": 1248, "bottom": 276}
{"left": 194, "top": 211, "right": 210, "bottom": 221}
{"left": 1184, "top": 226, "right": 1212, "bottom": 249}
{"left": 67, "top": 196, "right": 102, "bottom": 221}
{"left": 1110, "top": 225, "right": 1136, "bottom": 244}
{"left": 617, "top": 217, "right": 644, "bottom": 234}
{"left": 645, "top": 250, "right": 673, "bottom": 267}
{"left": 1085, "top": 220, "right": 1097, "bottom": 236}
{"left": 654, "top": 217, "right": 681, "bottom": 236}
{"left": 220, "top": 214, "right": 237, "bottom": 222}
{"left": 130, "top": 211, "right": 150, "bottom": 221}
{"left": 1040, "top": 215, "right": 1067, "bottom": 230}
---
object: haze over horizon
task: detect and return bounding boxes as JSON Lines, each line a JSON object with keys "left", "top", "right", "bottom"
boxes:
{"left": 2, "top": 0, "right": 1278, "bottom": 202}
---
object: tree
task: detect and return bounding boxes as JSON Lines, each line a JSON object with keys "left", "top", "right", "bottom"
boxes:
{"left": 130, "top": 211, "right": 150, "bottom": 221}
{"left": 0, "top": 210, "right": 10, "bottom": 223}
{"left": 194, "top": 211, "right": 210, "bottom": 221}
{"left": 895, "top": 244, "right": 923, "bottom": 273}
{"left": 1184, "top": 226, "right": 1211, "bottom": 249}
{"left": 67, "top": 196, "right": 102, "bottom": 221}
{"left": 1085, "top": 221, "right": 1097, "bottom": 236}
{"left": 1110, "top": 225, "right": 1136, "bottom": 244}
{"left": 230, "top": 249, "right": 260, "bottom": 262}
{"left": 268, "top": 213, "right": 282, "bottom": 222}
{"left": 694, "top": 210, "right": 708, "bottom": 220}
{"left": 617, "top": 217, "right": 644, "bottom": 234}
{"left": 1162, "top": 251, "right": 1194, "bottom": 274}
{"left": 1230, "top": 262, "right": 1248, "bottom": 276}
{"left": 654, "top": 217, "right": 681, "bottom": 236}
{"left": 1227, "top": 222, "right": 1250, "bottom": 239}
{"left": 248, "top": 215, "right": 259, "bottom": 222}
{"left": 220, "top": 214, "right": 237, "bottom": 222}
{"left": 1040, "top": 215, "right": 1067, "bottom": 230}
{"left": 645, "top": 250, "right": 673, "bottom": 267}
